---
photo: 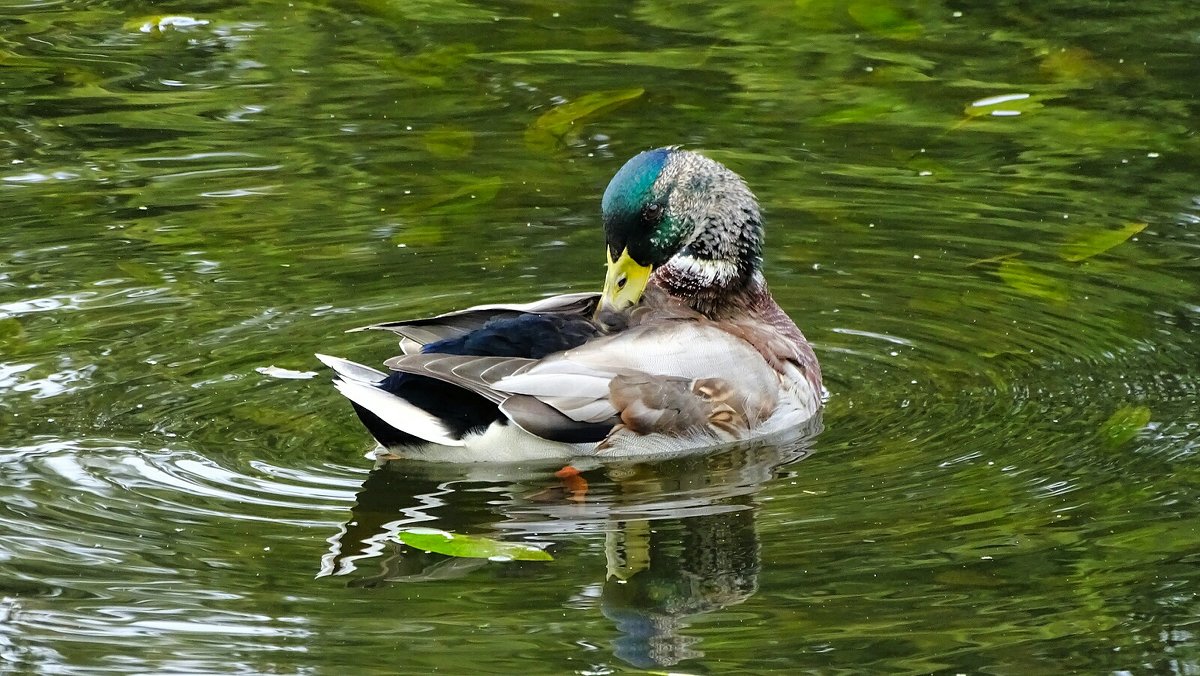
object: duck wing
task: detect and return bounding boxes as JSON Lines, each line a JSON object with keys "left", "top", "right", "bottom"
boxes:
{"left": 348, "top": 292, "right": 600, "bottom": 348}
{"left": 379, "top": 352, "right": 616, "bottom": 444}
{"left": 375, "top": 318, "right": 783, "bottom": 448}
{"left": 321, "top": 290, "right": 811, "bottom": 453}
{"left": 318, "top": 293, "right": 611, "bottom": 449}
{"left": 503, "top": 320, "right": 783, "bottom": 442}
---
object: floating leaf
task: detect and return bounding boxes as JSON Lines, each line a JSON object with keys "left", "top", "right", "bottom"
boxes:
{"left": 61, "top": 65, "right": 104, "bottom": 88}
{"left": 1099, "top": 405, "right": 1151, "bottom": 447}
{"left": 525, "top": 88, "right": 644, "bottom": 152}
{"left": 1060, "top": 222, "right": 1146, "bottom": 262}
{"left": 995, "top": 259, "right": 1068, "bottom": 302}
{"left": 396, "top": 528, "right": 553, "bottom": 562}
{"left": 423, "top": 126, "right": 475, "bottom": 159}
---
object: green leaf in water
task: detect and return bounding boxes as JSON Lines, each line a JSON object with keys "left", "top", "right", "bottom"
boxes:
{"left": 995, "top": 258, "right": 1069, "bottom": 302}
{"left": 1099, "top": 405, "right": 1151, "bottom": 447}
{"left": 423, "top": 126, "right": 475, "bottom": 159}
{"left": 396, "top": 528, "right": 553, "bottom": 562}
{"left": 62, "top": 65, "right": 105, "bottom": 88}
{"left": 1060, "top": 222, "right": 1146, "bottom": 262}
{"left": 525, "top": 88, "right": 644, "bottom": 152}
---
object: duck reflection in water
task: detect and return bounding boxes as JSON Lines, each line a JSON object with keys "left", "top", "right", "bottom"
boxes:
{"left": 600, "top": 507, "right": 759, "bottom": 667}
{"left": 321, "top": 415, "right": 820, "bottom": 669}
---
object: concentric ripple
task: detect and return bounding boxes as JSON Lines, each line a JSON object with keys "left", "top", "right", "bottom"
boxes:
{"left": 0, "top": 438, "right": 365, "bottom": 670}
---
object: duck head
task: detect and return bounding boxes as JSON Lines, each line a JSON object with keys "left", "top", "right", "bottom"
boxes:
{"left": 597, "top": 147, "right": 765, "bottom": 319}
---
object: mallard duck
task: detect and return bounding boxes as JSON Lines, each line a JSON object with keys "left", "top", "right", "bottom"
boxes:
{"left": 317, "top": 147, "right": 822, "bottom": 461}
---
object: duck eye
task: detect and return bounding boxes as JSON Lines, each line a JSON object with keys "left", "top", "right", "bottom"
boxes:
{"left": 642, "top": 202, "right": 663, "bottom": 222}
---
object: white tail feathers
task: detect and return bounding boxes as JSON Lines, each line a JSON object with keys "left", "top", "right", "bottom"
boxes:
{"left": 316, "top": 353, "right": 466, "bottom": 447}
{"left": 315, "top": 353, "right": 387, "bottom": 383}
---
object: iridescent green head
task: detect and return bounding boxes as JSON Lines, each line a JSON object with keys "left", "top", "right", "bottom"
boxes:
{"left": 602, "top": 147, "right": 679, "bottom": 267}
{"left": 598, "top": 147, "right": 765, "bottom": 316}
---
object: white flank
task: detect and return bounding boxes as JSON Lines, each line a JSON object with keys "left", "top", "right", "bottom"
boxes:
{"left": 390, "top": 423, "right": 585, "bottom": 463}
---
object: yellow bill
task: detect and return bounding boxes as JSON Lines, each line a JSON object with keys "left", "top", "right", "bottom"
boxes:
{"left": 596, "top": 247, "right": 652, "bottom": 318}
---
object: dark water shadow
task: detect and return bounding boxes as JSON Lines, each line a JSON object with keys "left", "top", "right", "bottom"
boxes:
{"left": 320, "top": 414, "right": 823, "bottom": 668}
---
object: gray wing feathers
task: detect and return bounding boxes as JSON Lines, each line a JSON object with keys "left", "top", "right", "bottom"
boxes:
{"left": 354, "top": 314, "right": 491, "bottom": 345}
{"left": 381, "top": 353, "right": 620, "bottom": 425}
{"left": 495, "top": 368, "right": 618, "bottom": 423}
{"left": 374, "top": 351, "right": 620, "bottom": 439}
{"left": 498, "top": 396, "right": 614, "bottom": 439}
{"left": 459, "top": 292, "right": 600, "bottom": 315}
{"left": 383, "top": 353, "right": 536, "bottom": 404}
{"left": 398, "top": 337, "right": 423, "bottom": 355}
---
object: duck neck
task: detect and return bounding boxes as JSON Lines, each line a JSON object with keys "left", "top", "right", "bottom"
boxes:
{"left": 652, "top": 215, "right": 765, "bottom": 317}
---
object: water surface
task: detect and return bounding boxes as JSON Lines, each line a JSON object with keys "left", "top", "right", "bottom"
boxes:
{"left": 1, "top": 0, "right": 1198, "bottom": 672}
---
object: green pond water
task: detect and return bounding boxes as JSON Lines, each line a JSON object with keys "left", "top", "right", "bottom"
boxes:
{"left": 2, "top": 0, "right": 1198, "bottom": 672}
